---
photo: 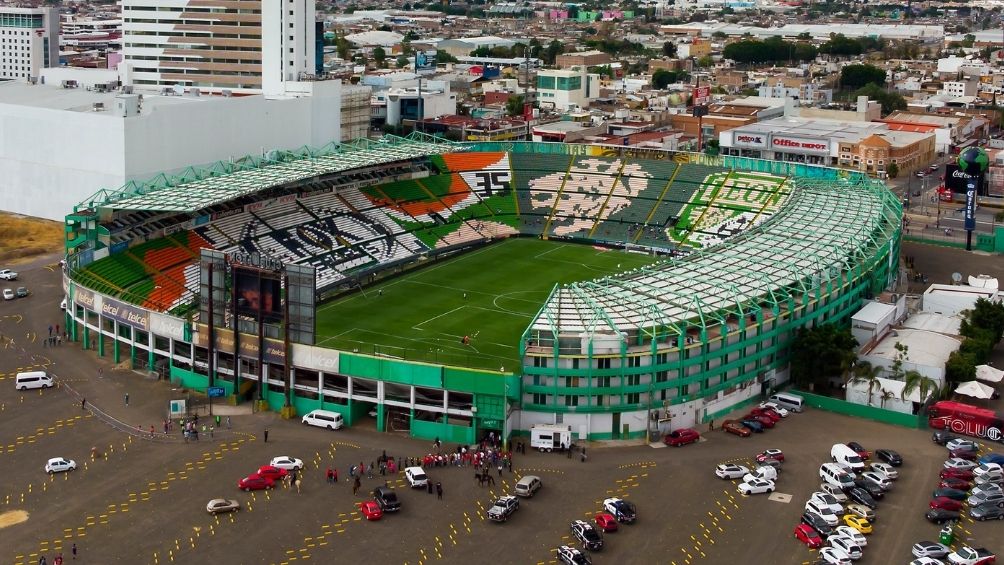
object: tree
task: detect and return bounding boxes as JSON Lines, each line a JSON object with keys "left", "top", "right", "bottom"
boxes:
{"left": 841, "top": 64, "right": 886, "bottom": 89}
{"left": 849, "top": 361, "right": 883, "bottom": 407}
{"left": 789, "top": 325, "right": 859, "bottom": 391}
{"left": 886, "top": 162, "right": 899, "bottom": 179}
{"left": 945, "top": 350, "right": 977, "bottom": 383}
{"left": 662, "top": 41, "right": 678, "bottom": 58}
{"left": 505, "top": 94, "right": 525, "bottom": 117}
{"left": 697, "top": 55, "right": 714, "bottom": 68}
{"left": 902, "top": 370, "right": 940, "bottom": 406}
{"left": 961, "top": 298, "right": 1004, "bottom": 344}
{"left": 652, "top": 69, "right": 677, "bottom": 89}
{"left": 853, "top": 83, "right": 906, "bottom": 116}
{"left": 373, "top": 47, "right": 387, "bottom": 68}
{"left": 704, "top": 139, "right": 720, "bottom": 156}
{"left": 436, "top": 51, "right": 459, "bottom": 64}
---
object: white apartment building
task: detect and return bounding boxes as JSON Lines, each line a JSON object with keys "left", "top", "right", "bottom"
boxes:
{"left": 536, "top": 67, "right": 600, "bottom": 111}
{"left": 0, "top": 7, "right": 59, "bottom": 81}
{"left": 121, "top": 0, "right": 316, "bottom": 95}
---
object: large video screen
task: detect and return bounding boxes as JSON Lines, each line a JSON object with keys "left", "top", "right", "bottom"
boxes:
{"left": 234, "top": 268, "right": 282, "bottom": 322}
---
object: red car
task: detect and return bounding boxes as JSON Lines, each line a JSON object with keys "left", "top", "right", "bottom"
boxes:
{"left": 237, "top": 474, "right": 275, "bottom": 492}
{"left": 744, "top": 413, "right": 775, "bottom": 428}
{"left": 949, "top": 449, "right": 980, "bottom": 461}
{"left": 722, "top": 420, "right": 751, "bottom": 437}
{"left": 750, "top": 408, "right": 782, "bottom": 423}
{"left": 847, "top": 442, "right": 870, "bottom": 460}
{"left": 939, "top": 477, "right": 972, "bottom": 490}
{"left": 664, "top": 428, "right": 701, "bottom": 447}
{"left": 794, "top": 523, "right": 823, "bottom": 549}
{"left": 930, "top": 497, "right": 964, "bottom": 512}
{"left": 756, "top": 449, "right": 785, "bottom": 463}
{"left": 940, "top": 468, "right": 975, "bottom": 481}
{"left": 760, "top": 407, "right": 784, "bottom": 420}
{"left": 360, "top": 500, "right": 383, "bottom": 521}
{"left": 256, "top": 465, "right": 289, "bottom": 482}
{"left": 594, "top": 513, "right": 618, "bottom": 532}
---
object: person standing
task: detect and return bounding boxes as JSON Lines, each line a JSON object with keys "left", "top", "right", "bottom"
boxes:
{"left": 124, "top": 393, "right": 129, "bottom": 406}
{"left": 436, "top": 482, "right": 443, "bottom": 500}
{"left": 332, "top": 468, "right": 338, "bottom": 483}
{"left": 71, "top": 543, "right": 77, "bottom": 559}
{"left": 263, "top": 428, "right": 269, "bottom": 443}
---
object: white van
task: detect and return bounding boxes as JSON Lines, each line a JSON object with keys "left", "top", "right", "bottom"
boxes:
{"left": 15, "top": 371, "right": 53, "bottom": 391}
{"left": 819, "top": 463, "right": 855, "bottom": 489}
{"left": 301, "top": 409, "right": 343, "bottom": 430}
{"left": 768, "top": 392, "right": 804, "bottom": 413}
{"left": 530, "top": 424, "right": 574, "bottom": 452}
{"left": 831, "top": 443, "right": 865, "bottom": 472}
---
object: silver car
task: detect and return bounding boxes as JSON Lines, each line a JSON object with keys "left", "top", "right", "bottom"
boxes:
{"left": 206, "top": 499, "right": 240, "bottom": 514}
{"left": 970, "top": 502, "right": 1004, "bottom": 521}
{"left": 967, "top": 490, "right": 1004, "bottom": 507}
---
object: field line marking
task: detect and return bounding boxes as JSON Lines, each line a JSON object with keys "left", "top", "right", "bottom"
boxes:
{"left": 533, "top": 243, "right": 567, "bottom": 259}
{"left": 412, "top": 306, "right": 466, "bottom": 331}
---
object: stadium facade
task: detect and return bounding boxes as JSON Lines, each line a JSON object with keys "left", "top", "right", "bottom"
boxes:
{"left": 62, "top": 136, "right": 902, "bottom": 443}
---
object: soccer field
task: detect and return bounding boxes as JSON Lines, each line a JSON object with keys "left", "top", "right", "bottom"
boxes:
{"left": 315, "top": 238, "right": 662, "bottom": 371}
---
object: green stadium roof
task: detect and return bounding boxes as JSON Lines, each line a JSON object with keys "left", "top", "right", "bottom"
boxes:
{"left": 76, "top": 133, "right": 459, "bottom": 214}
{"left": 531, "top": 177, "right": 900, "bottom": 340}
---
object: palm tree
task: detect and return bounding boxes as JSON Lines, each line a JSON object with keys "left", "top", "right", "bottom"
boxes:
{"left": 848, "top": 361, "right": 883, "bottom": 407}
{"left": 879, "top": 388, "right": 895, "bottom": 409}
{"left": 902, "top": 370, "right": 940, "bottom": 408}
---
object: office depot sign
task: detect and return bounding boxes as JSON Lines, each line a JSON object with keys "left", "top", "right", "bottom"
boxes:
{"left": 733, "top": 133, "right": 767, "bottom": 148}
{"left": 771, "top": 136, "right": 830, "bottom": 154}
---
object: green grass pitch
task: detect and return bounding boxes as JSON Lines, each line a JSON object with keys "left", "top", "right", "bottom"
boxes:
{"left": 315, "top": 238, "right": 662, "bottom": 371}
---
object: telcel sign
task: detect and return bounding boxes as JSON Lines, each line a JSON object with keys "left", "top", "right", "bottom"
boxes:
{"left": 771, "top": 136, "right": 829, "bottom": 155}
{"left": 733, "top": 133, "right": 767, "bottom": 149}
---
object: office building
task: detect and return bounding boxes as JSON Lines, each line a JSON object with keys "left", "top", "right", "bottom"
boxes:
{"left": 0, "top": 7, "right": 59, "bottom": 81}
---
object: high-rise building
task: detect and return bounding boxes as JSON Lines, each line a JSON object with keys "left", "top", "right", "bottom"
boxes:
{"left": 0, "top": 7, "right": 59, "bottom": 81}
{"left": 121, "top": 0, "right": 316, "bottom": 95}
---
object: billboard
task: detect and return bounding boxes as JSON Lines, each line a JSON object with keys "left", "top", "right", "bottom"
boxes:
{"left": 945, "top": 163, "right": 972, "bottom": 193}
{"left": 693, "top": 85, "right": 711, "bottom": 106}
{"left": 234, "top": 268, "right": 282, "bottom": 323}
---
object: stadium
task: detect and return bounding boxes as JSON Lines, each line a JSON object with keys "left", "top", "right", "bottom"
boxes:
{"left": 62, "top": 135, "right": 902, "bottom": 443}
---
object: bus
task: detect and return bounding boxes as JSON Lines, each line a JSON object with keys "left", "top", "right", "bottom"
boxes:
{"left": 928, "top": 401, "right": 1004, "bottom": 443}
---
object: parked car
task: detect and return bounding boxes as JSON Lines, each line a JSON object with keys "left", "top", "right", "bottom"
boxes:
{"left": 373, "top": 486, "right": 401, "bottom": 512}
{"left": 974, "top": 463, "right": 1003, "bottom": 479}
{"left": 844, "top": 504, "right": 875, "bottom": 522}
{"left": 949, "top": 449, "right": 980, "bottom": 461}
{"left": 809, "top": 492, "right": 844, "bottom": 515}
{"left": 556, "top": 545, "right": 592, "bottom": 565}
{"left": 847, "top": 442, "right": 870, "bottom": 460}
{"left": 940, "top": 477, "right": 972, "bottom": 491}
{"left": 805, "top": 500, "right": 839, "bottom": 526}
{"left": 829, "top": 535, "right": 863, "bottom": 560}
{"left": 910, "top": 559, "right": 947, "bottom": 565}
{"left": 744, "top": 413, "right": 775, "bottom": 428}
{"left": 759, "top": 401, "right": 789, "bottom": 417}
{"left": 870, "top": 462, "right": 899, "bottom": 480}
{"left": 750, "top": 408, "right": 782, "bottom": 423}
{"left": 2, "top": 289, "right": 12, "bottom": 301}
{"left": 821, "top": 483, "right": 849, "bottom": 503}
{"left": 740, "top": 419, "right": 764, "bottom": 433}
{"left": 925, "top": 508, "right": 961, "bottom": 524}
{"left": 664, "top": 428, "right": 700, "bottom": 447}
{"left": 715, "top": 464, "right": 750, "bottom": 480}
{"left": 359, "top": 500, "right": 383, "bottom": 521}
{"left": 256, "top": 465, "right": 288, "bottom": 482}
{"left": 15, "top": 287, "right": 28, "bottom": 298}
{"left": 603, "top": 497, "right": 636, "bottom": 523}
{"left": 930, "top": 497, "right": 964, "bottom": 512}
{"left": 946, "top": 546, "right": 996, "bottom": 565}
{"left": 44, "top": 457, "right": 77, "bottom": 474}
{"left": 570, "top": 520, "right": 604, "bottom": 551}
{"left": 0, "top": 269, "right": 18, "bottom": 281}
{"left": 845, "top": 487, "right": 877, "bottom": 509}
{"left": 979, "top": 453, "right": 1004, "bottom": 466}
{"left": 738, "top": 478, "right": 775, "bottom": 495}
{"left": 944, "top": 458, "right": 978, "bottom": 471}
{"left": 487, "top": 495, "right": 519, "bottom": 522}
{"left": 970, "top": 483, "right": 1003, "bottom": 499}
{"left": 818, "top": 546, "right": 852, "bottom": 565}
{"left": 941, "top": 468, "right": 975, "bottom": 481}
{"left": 967, "top": 490, "right": 1004, "bottom": 507}
{"left": 206, "top": 499, "right": 240, "bottom": 514}
{"left": 405, "top": 466, "right": 428, "bottom": 488}
{"left": 794, "top": 523, "right": 823, "bottom": 549}
{"left": 237, "top": 474, "right": 274, "bottom": 492}
{"left": 756, "top": 449, "right": 785, "bottom": 463}
{"left": 860, "top": 471, "right": 892, "bottom": 490}
{"left": 269, "top": 456, "right": 303, "bottom": 471}
{"left": 946, "top": 438, "right": 980, "bottom": 452}
{"left": 854, "top": 477, "right": 885, "bottom": 499}
{"left": 721, "top": 420, "right": 751, "bottom": 437}
{"left": 932, "top": 488, "right": 969, "bottom": 501}
{"left": 933, "top": 431, "right": 959, "bottom": 445}
{"left": 594, "top": 513, "right": 618, "bottom": 532}
{"left": 970, "top": 502, "right": 1004, "bottom": 521}
{"left": 841, "top": 514, "right": 872, "bottom": 534}
{"left": 833, "top": 525, "right": 867, "bottom": 547}
{"left": 801, "top": 511, "right": 834, "bottom": 537}
{"left": 874, "top": 449, "right": 903, "bottom": 466}
{"left": 912, "top": 541, "right": 951, "bottom": 559}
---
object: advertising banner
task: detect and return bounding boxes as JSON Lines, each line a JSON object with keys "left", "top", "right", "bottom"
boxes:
{"left": 100, "top": 295, "right": 150, "bottom": 331}
{"left": 965, "top": 181, "right": 977, "bottom": 231}
{"left": 194, "top": 324, "right": 287, "bottom": 366}
{"left": 73, "top": 285, "right": 100, "bottom": 311}
{"left": 945, "top": 164, "right": 972, "bottom": 193}
{"left": 732, "top": 132, "right": 767, "bottom": 149}
{"left": 770, "top": 136, "right": 829, "bottom": 155}
{"left": 150, "top": 312, "right": 186, "bottom": 341}
{"left": 291, "top": 344, "right": 340, "bottom": 373}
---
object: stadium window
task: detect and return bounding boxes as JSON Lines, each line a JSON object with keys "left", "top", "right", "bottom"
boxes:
{"left": 564, "top": 395, "right": 579, "bottom": 407}
{"left": 564, "top": 377, "right": 580, "bottom": 388}
{"left": 597, "top": 358, "right": 611, "bottom": 370}
{"left": 626, "top": 393, "right": 640, "bottom": 404}
{"left": 571, "top": 358, "right": 579, "bottom": 370}
{"left": 595, "top": 395, "right": 603, "bottom": 407}
{"left": 626, "top": 375, "right": 640, "bottom": 387}
{"left": 656, "top": 353, "right": 668, "bottom": 364}
{"left": 531, "top": 393, "right": 546, "bottom": 405}
{"left": 596, "top": 376, "right": 610, "bottom": 388}
{"left": 627, "top": 356, "right": 641, "bottom": 368}
{"left": 655, "top": 370, "right": 668, "bottom": 383}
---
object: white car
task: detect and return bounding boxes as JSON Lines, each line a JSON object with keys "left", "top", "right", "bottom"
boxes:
{"left": 809, "top": 492, "right": 844, "bottom": 515}
{"left": 269, "top": 456, "right": 303, "bottom": 471}
{"left": 974, "top": 463, "right": 1002, "bottom": 478}
{"left": 944, "top": 458, "right": 977, "bottom": 470}
{"left": 975, "top": 471, "right": 1004, "bottom": 485}
{"left": 829, "top": 535, "right": 863, "bottom": 560}
{"left": 759, "top": 401, "right": 789, "bottom": 417}
{"left": 737, "top": 477, "right": 775, "bottom": 495}
{"left": 715, "top": 464, "right": 750, "bottom": 480}
{"left": 912, "top": 541, "right": 950, "bottom": 559}
{"left": 820, "top": 483, "right": 849, "bottom": 502}
{"left": 60, "top": 297, "right": 67, "bottom": 310}
{"left": 946, "top": 438, "right": 980, "bottom": 452}
{"left": 805, "top": 500, "right": 839, "bottom": 526}
{"left": 970, "top": 482, "right": 1003, "bottom": 499}
{"left": 833, "top": 526, "right": 867, "bottom": 547}
{"left": 860, "top": 471, "right": 892, "bottom": 490}
{"left": 405, "top": 466, "right": 428, "bottom": 488}
{"left": 819, "top": 546, "right": 852, "bottom": 565}
{"left": 909, "top": 559, "right": 945, "bottom": 565}
{"left": 869, "top": 462, "right": 898, "bottom": 480}
{"left": 45, "top": 457, "right": 77, "bottom": 474}
{"left": 0, "top": 269, "right": 18, "bottom": 281}
{"left": 2, "top": 289, "right": 13, "bottom": 300}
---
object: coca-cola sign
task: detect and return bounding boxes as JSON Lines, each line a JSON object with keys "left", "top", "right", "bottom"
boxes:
{"left": 771, "top": 136, "right": 829, "bottom": 154}
{"left": 945, "top": 163, "right": 977, "bottom": 193}
{"left": 733, "top": 133, "right": 766, "bottom": 148}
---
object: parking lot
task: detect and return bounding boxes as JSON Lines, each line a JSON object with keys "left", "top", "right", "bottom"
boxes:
{"left": 1, "top": 255, "right": 1002, "bottom": 565}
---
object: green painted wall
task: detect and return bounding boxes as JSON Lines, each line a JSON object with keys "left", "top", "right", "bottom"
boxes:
{"left": 794, "top": 390, "right": 926, "bottom": 429}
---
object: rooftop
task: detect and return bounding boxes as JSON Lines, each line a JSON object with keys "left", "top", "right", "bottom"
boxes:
{"left": 0, "top": 81, "right": 200, "bottom": 115}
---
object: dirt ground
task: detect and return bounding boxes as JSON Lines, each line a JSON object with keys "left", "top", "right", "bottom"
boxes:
{"left": 0, "top": 212, "right": 63, "bottom": 264}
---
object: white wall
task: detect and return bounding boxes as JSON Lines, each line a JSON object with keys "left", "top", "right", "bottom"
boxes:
{"left": 0, "top": 82, "right": 344, "bottom": 221}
